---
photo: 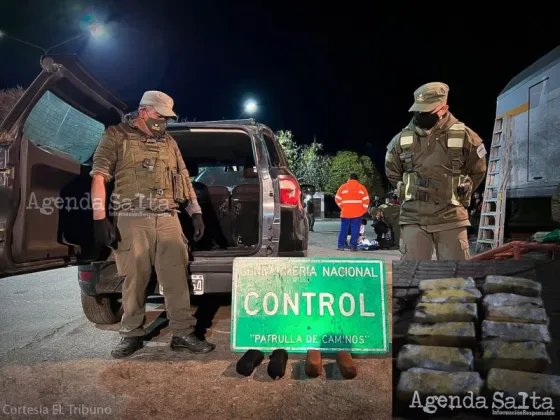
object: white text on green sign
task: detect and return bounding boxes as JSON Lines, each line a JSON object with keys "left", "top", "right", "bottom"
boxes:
{"left": 231, "top": 258, "right": 390, "bottom": 354}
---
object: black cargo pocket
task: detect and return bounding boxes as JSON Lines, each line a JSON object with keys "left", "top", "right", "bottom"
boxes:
{"left": 113, "top": 238, "right": 131, "bottom": 252}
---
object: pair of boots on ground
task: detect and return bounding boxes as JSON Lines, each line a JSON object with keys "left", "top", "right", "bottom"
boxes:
{"left": 111, "top": 318, "right": 216, "bottom": 358}
{"left": 112, "top": 299, "right": 221, "bottom": 358}
{"left": 112, "top": 330, "right": 216, "bottom": 358}
{"left": 236, "top": 349, "right": 357, "bottom": 379}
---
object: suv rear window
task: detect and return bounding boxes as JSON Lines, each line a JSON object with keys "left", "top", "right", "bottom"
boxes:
{"left": 263, "top": 134, "right": 282, "bottom": 167}
{"left": 194, "top": 165, "right": 258, "bottom": 188}
{"left": 23, "top": 91, "right": 105, "bottom": 163}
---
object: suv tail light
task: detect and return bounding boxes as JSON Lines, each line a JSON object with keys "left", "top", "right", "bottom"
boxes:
{"left": 278, "top": 175, "right": 301, "bottom": 207}
{"left": 78, "top": 270, "right": 94, "bottom": 281}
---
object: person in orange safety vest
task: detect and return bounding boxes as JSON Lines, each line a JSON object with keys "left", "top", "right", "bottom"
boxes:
{"left": 335, "top": 173, "right": 370, "bottom": 251}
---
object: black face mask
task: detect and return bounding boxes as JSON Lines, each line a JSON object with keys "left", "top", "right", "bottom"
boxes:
{"left": 413, "top": 112, "right": 439, "bottom": 130}
{"left": 146, "top": 117, "right": 167, "bottom": 138}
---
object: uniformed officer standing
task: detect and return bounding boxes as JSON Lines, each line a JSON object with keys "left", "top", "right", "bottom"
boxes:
{"left": 385, "top": 82, "right": 487, "bottom": 260}
{"left": 90, "top": 91, "right": 215, "bottom": 358}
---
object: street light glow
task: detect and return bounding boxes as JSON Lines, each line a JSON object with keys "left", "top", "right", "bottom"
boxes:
{"left": 87, "top": 23, "right": 107, "bottom": 39}
{"left": 244, "top": 100, "right": 257, "bottom": 114}
{"left": 0, "top": 22, "right": 108, "bottom": 55}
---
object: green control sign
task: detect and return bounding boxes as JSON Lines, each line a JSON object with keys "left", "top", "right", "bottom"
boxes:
{"left": 231, "top": 257, "right": 389, "bottom": 354}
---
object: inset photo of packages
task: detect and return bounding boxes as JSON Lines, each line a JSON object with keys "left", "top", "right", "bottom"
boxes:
{"left": 392, "top": 259, "right": 560, "bottom": 418}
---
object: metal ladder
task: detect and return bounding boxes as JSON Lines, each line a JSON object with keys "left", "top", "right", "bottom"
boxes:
{"left": 476, "top": 115, "right": 512, "bottom": 252}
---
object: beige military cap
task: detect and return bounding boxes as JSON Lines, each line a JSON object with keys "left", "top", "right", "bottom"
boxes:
{"left": 139, "top": 90, "right": 177, "bottom": 118}
{"left": 408, "top": 82, "right": 449, "bottom": 112}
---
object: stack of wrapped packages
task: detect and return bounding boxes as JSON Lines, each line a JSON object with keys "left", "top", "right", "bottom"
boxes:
{"left": 479, "top": 276, "right": 558, "bottom": 398}
{"left": 395, "top": 277, "right": 483, "bottom": 402}
{"left": 395, "top": 275, "right": 560, "bottom": 404}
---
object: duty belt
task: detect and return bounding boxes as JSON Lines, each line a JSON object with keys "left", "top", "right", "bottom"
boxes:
{"left": 115, "top": 208, "right": 177, "bottom": 216}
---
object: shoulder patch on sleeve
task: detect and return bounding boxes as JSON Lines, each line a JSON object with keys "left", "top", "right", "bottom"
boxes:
{"left": 476, "top": 143, "right": 487, "bottom": 158}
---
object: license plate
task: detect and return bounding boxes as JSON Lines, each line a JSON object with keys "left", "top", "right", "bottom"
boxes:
{"left": 191, "top": 274, "right": 204, "bottom": 295}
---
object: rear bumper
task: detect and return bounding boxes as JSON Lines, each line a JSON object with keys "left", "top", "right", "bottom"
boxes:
{"left": 189, "top": 258, "right": 234, "bottom": 294}
{"left": 279, "top": 207, "right": 309, "bottom": 252}
{"left": 78, "top": 258, "right": 235, "bottom": 296}
{"left": 78, "top": 206, "right": 309, "bottom": 296}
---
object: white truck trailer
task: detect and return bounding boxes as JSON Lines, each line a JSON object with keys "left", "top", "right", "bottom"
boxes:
{"left": 498, "top": 45, "right": 560, "bottom": 231}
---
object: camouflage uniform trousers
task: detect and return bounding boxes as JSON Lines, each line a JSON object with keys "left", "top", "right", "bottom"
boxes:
{"left": 113, "top": 211, "right": 194, "bottom": 337}
{"left": 400, "top": 224, "right": 470, "bottom": 260}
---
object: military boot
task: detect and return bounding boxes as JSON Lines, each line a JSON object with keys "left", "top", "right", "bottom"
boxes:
{"left": 111, "top": 336, "right": 143, "bottom": 359}
{"left": 170, "top": 332, "right": 216, "bottom": 354}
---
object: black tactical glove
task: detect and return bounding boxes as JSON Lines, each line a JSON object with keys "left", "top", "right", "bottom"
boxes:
{"left": 192, "top": 213, "right": 205, "bottom": 242}
{"left": 93, "top": 218, "right": 116, "bottom": 249}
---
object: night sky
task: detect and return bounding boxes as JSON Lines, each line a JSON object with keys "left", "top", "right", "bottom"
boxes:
{"left": 1, "top": 1, "right": 559, "bottom": 177}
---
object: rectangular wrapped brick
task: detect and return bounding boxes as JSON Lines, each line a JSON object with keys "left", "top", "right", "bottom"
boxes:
{"left": 482, "top": 275, "right": 542, "bottom": 297}
{"left": 418, "top": 277, "right": 475, "bottom": 291}
{"left": 482, "top": 320, "right": 551, "bottom": 344}
{"left": 485, "top": 305, "right": 548, "bottom": 324}
{"left": 407, "top": 322, "right": 476, "bottom": 348}
{"left": 477, "top": 340, "right": 550, "bottom": 373}
{"left": 482, "top": 293, "right": 543, "bottom": 309}
{"left": 414, "top": 303, "right": 478, "bottom": 323}
{"left": 397, "top": 344, "right": 474, "bottom": 372}
{"left": 486, "top": 368, "right": 560, "bottom": 398}
{"left": 420, "top": 288, "right": 481, "bottom": 304}
{"left": 396, "top": 368, "right": 483, "bottom": 402}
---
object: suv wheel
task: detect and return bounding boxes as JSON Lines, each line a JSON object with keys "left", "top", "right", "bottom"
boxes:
{"left": 80, "top": 293, "right": 123, "bottom": 324}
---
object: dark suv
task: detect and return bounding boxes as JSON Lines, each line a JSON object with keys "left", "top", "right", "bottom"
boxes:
{"left": 0, "top": 55, "right": 309, "bottom": 324}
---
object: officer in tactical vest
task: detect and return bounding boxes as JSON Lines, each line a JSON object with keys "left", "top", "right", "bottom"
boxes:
{"left": 90, "top": 91, "right": 215, "bottom": 358}
{"left": 385, "top": 82, "right": 487, "bottom": 260}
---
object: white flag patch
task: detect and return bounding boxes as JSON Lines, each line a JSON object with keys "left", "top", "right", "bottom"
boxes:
{"left": 477, "top": 143, "right": 487, "bottom": 158}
